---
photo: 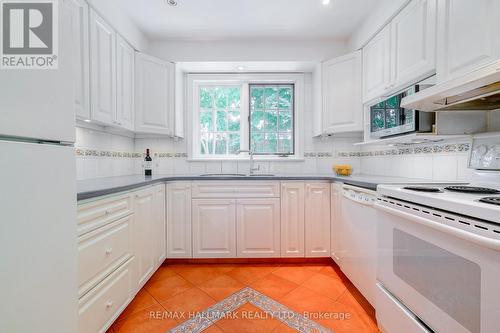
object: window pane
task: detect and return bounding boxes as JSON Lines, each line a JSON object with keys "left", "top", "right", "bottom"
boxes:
{"left": 278, "top": 111, "right": 292, "bottom": 132}
{"left": 200, "top": 111, "right": 213, "bottom": 132}
{"left": 228, "top": 88, "right": 241, "bottom": 109}
{"left": 215, "top": 88, "right": 228, "bottom": 108}
{"left": 228, "top": 111, "right": 240, "bottom": 131}
{"left": 216, "top": 111, "right": 227, "bottom": 131}
{"left": 279, "top": 87, "right": 292, "bottom": 109}
{"left": 214, "top": 133, "right": 227, "bottom": 154}
{"left": 250, "top": 84, "right": 294, "bottom": 155}
{"left": 200, "top": 88, "right": 213, "bottom": 109}
{"left": 200, "top": 133, "right": 214, "bottom": 154}
{"left": 228, "top": 133, "right": 240, "bottom": 154}
{"left": 250, "top": 87, "right": 264, "bottom": 110}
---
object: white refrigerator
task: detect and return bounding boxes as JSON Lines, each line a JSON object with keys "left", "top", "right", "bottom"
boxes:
{"left": 0, "top": 2, "right": 78, "bottom": 332}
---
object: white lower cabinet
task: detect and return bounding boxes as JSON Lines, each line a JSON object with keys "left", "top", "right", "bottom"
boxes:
{"left": 78, "top": 257, "right": 133, "bottom": 333}
{"left": 192, "top": 199, "right": 236, "bottom": 258}
{"left": 153, "top": 185, "right": 166, "bottom": 265}
{"left": 166, "top": 182, "right": 192, "bottom": 258}
{"left": 280, "top": 183, "right": 305, "bottom": 257}
{"left": 330, "top": 183, "right": 342, "bottom": 264}
{"left": 305, "top": 182, "right": 331, "bottom": 257}
{"left": 132, "top": 187, "right": 155, "bottom": 291}
{"left": 237, "top": 198, "right": 281, "bottom": 258}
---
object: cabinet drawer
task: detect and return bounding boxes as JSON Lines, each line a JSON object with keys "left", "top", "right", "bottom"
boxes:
{"left": 78, "top": 258, "right": 133, "bottom": 333}
{"left": 78, "top": 193, "right": 133, "bottom": 235}
{"left": 78, "top": 215, "right": 133, "bottom": 297}
{"left": 192, "top": 181, "right": 280, "bottom": 198}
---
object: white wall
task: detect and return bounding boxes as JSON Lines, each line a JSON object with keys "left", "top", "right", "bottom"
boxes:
{"left": 87, "top": 0, "right": 149, "bottom": 51}
{"left": 347, "top": 0, "right": 410, "bottom": 50}
{"left": 148, "top": 39, "right": 348, "bottom": 62}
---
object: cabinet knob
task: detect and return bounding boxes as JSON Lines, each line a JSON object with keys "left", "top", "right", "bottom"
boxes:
{"left": 105, "top": 248, "right": 113, "bottom": 255}
{"left": 105, "top": 300, "right": 114, "bottom": 309}
{"left": 105, "top": 210, "right": 111, "bottom": 215}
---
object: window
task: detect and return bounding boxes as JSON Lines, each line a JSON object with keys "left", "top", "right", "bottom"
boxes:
{"left": 189, "top": 74, "right": 303, "bottom": 160}
{"left": 250, "top": 84, "right": 294, "bottom": 155}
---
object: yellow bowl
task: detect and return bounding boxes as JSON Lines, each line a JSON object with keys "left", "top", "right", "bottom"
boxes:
{"left": 333, "top": 165, "right": 352, "bottom": 176}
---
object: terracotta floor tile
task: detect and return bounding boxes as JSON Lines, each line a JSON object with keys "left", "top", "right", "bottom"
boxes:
{"left": 116, "top": 289, "right": 159, "bottom": 322}
{"left": 112, "top": 304, "right": 178, "bottom": 333}
{"left": 317, "top": 301, "right": 379, "bottom": 333}
{"left": 337, "top": 288, "right": 378, "bottom": 331}
{"left": 148, "top": 266, "right": 178, "bottom": 284}
{"left": 160, "top": 287, "right": 217, "bottom": 316}
{"left": 217, "top": 303, "right": 281, "bottom": 333}
{"left": 174, "top": 265, "right": 227, "bottom": 286}
{"left": 318, "top": 265, "right": 343, "bottom": 280}
{"left": 214, "top": 264, "right": 239, "bottom": 274}
{"left": 271, "top": 322, "right": 298, "bottom": 333}
{"left": 145, "top": 274, "right": 193, "bottom": 303}
{"left": 199, "top": 274, "right": 245, "bottom": 300}
{"left": 250, "top": 273, "right": 299, "bottom": 300}
{"left": 226, "top": 265, "right": 279, "bottom": 285}
{"left": 105, "top": 327, "right": 114, "bottom": 333}
{"left": 302, "top": 273, "right": 347, "bottom": 301}
{"left": 271, "top": 266, "right": 320, "bottom": 285}
{"left": 202, "top": 324, "right": 225, "bottom": 332}
{"left": 280, "top": 285, "right": 339, "bottom": 314}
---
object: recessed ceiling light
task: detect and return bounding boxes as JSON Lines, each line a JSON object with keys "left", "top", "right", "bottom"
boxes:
{"left": 237, "top": 66, "right": 246, "bottom": 71}
{"left": 84, "top": 119, "right": 91, "bottom": 123}
{"left": 322, "top": 0, "right": 331, "bottom": 5}
{"left": 165, "top": 0, "right": 178, "bottom": 6}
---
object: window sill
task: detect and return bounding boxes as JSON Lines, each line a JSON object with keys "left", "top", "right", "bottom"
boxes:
{"left": 188, "top": 156, "right": 305, "bottom": 162}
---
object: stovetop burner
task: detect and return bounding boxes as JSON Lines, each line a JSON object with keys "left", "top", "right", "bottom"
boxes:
{"left": 479, "top": 197, "right": 500, "bottom": 206}
{"left": 444, "top": 186, "right": 500, "bottom": 194}
{"left": 403, "top": 186, "right": 443, "bottom": 193}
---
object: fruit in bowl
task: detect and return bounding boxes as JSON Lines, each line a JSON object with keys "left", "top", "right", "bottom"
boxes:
{"left": 333, "top": 164, "right": 353, "bottom": 176}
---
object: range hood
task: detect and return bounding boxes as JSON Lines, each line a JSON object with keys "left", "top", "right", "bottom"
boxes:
{"left": 401, "top": 60, "right": 500, "bottom": 112}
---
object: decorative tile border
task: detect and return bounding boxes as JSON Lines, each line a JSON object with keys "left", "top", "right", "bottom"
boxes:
{"left": 75, "top": 143, "right": 471, "bottom": 160}
{"left": 168, "top": 287, "right": 333, "bottom": 333}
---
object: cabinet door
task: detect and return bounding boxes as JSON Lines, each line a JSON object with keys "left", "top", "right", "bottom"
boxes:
{"left": 322, "top": 51, "right": 362, "bottom": 134}
{"left": 437, "top": 0, "right": 500, "bottom": 82}
{"left": 133, "top": 188, "right": 155, "bottom": 290}
{"left": 166, "top": 182, "right": 192, "bottom": 258}
{"left": 363, "top": 25, "right": 391, "bottom": 102}
{"left": 153, "top": 185, "right": 166, "bottom": 265}
{"left": 391, "top": 0, "right": 437, "bottom": 89}
{"left": 280, "top": 183, "right": 305, "bottom": 257}
{"left": 305, "top": 183, "right": 331, "bottom": 257}
{"left": 116, "top": 35, "right": 135, "bottom": 131}
{"left": 330, "top": 183, "right": 342, "bottom": 264}
{"left": 67, "top": 0, "right": 90, "bottom": 120}
{"left": 135, "top": 53, "right": 174, "bottom": 135}
{"left": 192, "top": 199, "right": 236, "bottom": 258}
{"left": 89, "top": 9, "right": 116, "bottom": 125}
{"left": 237, "top": 199, "right": 280, "bottom": 258}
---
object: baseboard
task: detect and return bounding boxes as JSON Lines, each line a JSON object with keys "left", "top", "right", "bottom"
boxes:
{"left": 163, "top": 257, "right": 335, "bottom": 265}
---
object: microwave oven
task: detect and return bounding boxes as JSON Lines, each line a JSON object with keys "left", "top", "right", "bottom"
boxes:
{"left": 369, "top": 84, "right": 435, "bottom": 139}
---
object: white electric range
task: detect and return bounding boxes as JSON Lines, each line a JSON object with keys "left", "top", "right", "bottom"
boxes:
{"left": 375, "top": 133, "right": 500, "bottom": 333}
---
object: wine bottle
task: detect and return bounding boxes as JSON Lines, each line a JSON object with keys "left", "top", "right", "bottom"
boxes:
{"left": 144, "top": 149, "right": 152, "bottom": 176}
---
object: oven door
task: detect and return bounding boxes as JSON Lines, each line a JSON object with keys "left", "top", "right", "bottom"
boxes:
{"left": 376, "top": 202, "right": 500, "bottom": 333}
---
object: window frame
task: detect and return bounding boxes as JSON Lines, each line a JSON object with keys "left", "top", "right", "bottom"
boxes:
{"left": 187, "top": 73, "right": 304, "bottom": 161}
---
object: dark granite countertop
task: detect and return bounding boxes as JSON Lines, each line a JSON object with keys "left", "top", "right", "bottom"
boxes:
{"left": 76, "top": 174, "right": 442, "bottom": 201}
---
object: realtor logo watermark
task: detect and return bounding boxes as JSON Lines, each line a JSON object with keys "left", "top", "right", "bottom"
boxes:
{"left": 1, "top": 0, "right": 58, "bottom": 69}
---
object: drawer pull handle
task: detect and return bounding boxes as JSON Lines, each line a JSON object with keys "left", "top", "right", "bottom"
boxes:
{"left": 105, "top": 248, "right": 113, "bottom": 255}
{"left": 105, "top": 300, "right": 114, "bottom": 309}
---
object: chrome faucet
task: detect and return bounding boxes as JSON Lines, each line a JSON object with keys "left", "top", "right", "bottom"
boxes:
{"left": 237, "top": 149, "right": 260, "bottom": 175}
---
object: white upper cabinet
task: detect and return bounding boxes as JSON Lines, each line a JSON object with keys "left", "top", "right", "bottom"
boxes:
{"left": 166, "top": 182, "right": 192, "bottom": 258}
{"left": 280, "top": 183, "right": 305, "bottom": 257}
{"left": 305, "top": 183, "right": 331, "bottom": 257}
{"left": 363, "top": 25, "right": 392, "bottom": 103}
{"left": 237, "top": 199, "right": 280, "bottom": 258}
{"left": 67, "top": 0, "right": 90, "bottom": 121}
{"left": 116, "top": 35, "right": 135, "bottom": 131}
{"left": 135, "top": 53, "right": 175, "bottom": 135}
{"left": 436, "top": 0, "right": 500, "bottom": 82}
{"left": 321, "top": 51, "right": 363, "bottom": 134}
{"left": 89, "top": 9, "right": 116, "bottom": 126}
{"left": 192, "top": 199, "right": 237, "bottom": 258}
{"left": 391, "top": 0, "right": 437, "bottom": 88}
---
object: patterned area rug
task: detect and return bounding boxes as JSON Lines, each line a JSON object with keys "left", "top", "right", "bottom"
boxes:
{"left": 168, "top": 287, "right": 333, "bottom": 333}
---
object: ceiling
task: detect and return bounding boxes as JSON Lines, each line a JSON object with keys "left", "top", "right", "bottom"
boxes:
{"left": 118, "top": 0, "right": 379, "bottom": 41}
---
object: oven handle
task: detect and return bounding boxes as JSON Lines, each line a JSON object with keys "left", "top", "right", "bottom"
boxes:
{"left": 375, "top": 202, "right": 500, "bottom": 252}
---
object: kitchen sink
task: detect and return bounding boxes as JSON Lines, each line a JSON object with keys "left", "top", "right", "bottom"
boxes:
{"left": 199, "top": 173, "right": 246, "bottom": 177}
